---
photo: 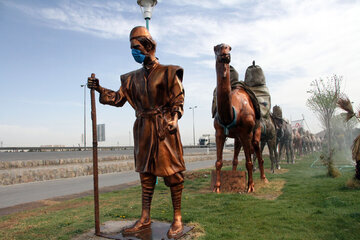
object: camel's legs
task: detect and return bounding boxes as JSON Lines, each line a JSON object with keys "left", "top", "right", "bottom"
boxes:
{"left": 232, "top": 137, "right": 242, "bottom": 171}
{"left": 243, "top": 136, "right": 255, "bottom": 192}
{"left": 213, "top": 131, "right": 225, "bottom": 193}
{"left": 274, "top": 141, "right": 281, "bottom": 169}
{"left": 252, "top": 153, "right": 257, "bottom": 172}
{"left": 253, "top": 140, "right": 266, "bottom": 172}
{"left": 243, "top": 126, "right": 266, "bottom": 192}
{"left": 284, "top": 140, "right": 293, "bottom": 164}
{"left": 289, "top": 141, "right": 295, "bottom": 163}
{"left": 275, "top": 142, "right": 280, "bottom": 170}
{"left": 284, "top": 142, "right": 290, "bottom": 163}
{"left": 278, "top": 142, "right": 283, "bottom": 162}
{"left": 253, "top": 127, "right": 268, "bottom": 185}
{"left": 268, "top": 138, "right": 277, "bottom": 172}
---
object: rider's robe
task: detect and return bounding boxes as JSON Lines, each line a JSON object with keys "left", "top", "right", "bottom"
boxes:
{"left": 97, "top": 63, "right": 185, "bottom": 177}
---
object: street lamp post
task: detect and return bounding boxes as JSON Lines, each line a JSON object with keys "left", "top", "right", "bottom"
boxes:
{"left": 189, "top": 106, "right": 197, "bottom": 146}
{"left": 137, "top": 0, "right": 157, "bottom": 30}
{"left": 80, "top": 84, "right": 87, "bottom": 149}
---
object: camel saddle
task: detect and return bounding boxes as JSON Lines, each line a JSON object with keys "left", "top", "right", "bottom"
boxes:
{"left": 212, "top": 66, "right": 261, "bottom": 121}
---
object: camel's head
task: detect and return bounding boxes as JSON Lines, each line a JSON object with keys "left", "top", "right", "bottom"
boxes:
{"left": 214, "top": 43, "right": 231, "bottom": 63}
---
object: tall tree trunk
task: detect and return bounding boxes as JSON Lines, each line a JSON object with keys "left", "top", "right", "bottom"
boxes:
{"left": 327, "top": 118, "right": 331, "bottom": 153}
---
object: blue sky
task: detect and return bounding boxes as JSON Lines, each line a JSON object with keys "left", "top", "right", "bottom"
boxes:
{"left": 1, "top": 0, "right": 360, "bottom": 147}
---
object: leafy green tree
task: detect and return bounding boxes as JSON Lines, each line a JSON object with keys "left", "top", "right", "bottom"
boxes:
{"left": 306, "top": 75, "right": 342, "bottom": 177}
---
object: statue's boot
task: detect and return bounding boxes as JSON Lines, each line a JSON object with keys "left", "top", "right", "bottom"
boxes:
{"left": 123, "top": 174, "right": 156, "bottom": 234}
{"left": 167, "top": 183, "right": 184, "bottom": 238}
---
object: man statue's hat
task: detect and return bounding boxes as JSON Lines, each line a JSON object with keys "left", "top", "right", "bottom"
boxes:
{"left": 130, "top": 26, "right": 152, "bottom": 40}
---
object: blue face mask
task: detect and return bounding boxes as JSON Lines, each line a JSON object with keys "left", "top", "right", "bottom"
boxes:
{"left": 131, "top": 48, "right": 146, "bottom": 64}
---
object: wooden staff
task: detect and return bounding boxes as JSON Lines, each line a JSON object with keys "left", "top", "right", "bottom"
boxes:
{"left": 89, "top": 73, "right": 100, "bottom": 235}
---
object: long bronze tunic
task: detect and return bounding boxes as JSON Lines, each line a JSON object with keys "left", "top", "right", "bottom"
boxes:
{"left": 98, "top": 63, "right": 185, "bottom": 177}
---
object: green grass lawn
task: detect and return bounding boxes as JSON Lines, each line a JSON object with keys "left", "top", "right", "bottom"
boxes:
{"left": 1, "top": 153, "right": 360, "bottom": 240}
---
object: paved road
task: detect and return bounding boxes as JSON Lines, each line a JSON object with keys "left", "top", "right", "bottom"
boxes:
{"left": 0, "top": 159, "right": 222, "bottom": 209}
{"left": 0, "top": 147, "right": 219, "bottom": 162}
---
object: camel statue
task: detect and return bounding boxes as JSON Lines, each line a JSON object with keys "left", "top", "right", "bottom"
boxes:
{"left": 213, "top": 43, "right": 268, "bottom": 193}
{"left": 303, "top": 131, "right": 312, "bottom": 154}
{"left": 293, "top": 128, "right": 303, "bottom": 157}
{"left": 298, "top": 127, "right": 309, "bottom": 155}
{"left": 272, "top": 105, "right": 294, "bottom": 164}
{"left": 316, "top": 136, "right": 322, "bottom": 151}
{"left": 309, "top": 133, "right": 316, "bottom": 152}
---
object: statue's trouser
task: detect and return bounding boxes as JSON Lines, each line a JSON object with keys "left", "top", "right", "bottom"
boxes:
{"left": 164, "top": 173, "right": 184, "bottom": 228}
{"left": 123, "top": 172, "right": 184, "bottom": 234}
{"left": 140, "top": 173, "right": 157, "bottom": 225}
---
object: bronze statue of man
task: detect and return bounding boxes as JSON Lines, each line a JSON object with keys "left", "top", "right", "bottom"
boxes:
{"left": 87, "top": 26, "right": 185, "bottom": 237}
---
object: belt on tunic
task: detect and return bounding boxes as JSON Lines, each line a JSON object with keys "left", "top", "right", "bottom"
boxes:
{"left": 136, "top": 108, "right": 171, "bottom": 140}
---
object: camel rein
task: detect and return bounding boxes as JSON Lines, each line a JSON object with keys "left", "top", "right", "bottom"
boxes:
{"left": 216, "top": 106, "right": 237, "bottom": 136}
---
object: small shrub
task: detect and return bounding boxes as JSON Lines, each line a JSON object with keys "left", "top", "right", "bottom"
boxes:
{"left": 346, "top": 177, "right": 360, "bottom": 189}
{"left": 328, "top": 164, "right": 341, "bottom": 178}
{"left": 320, "top": 150, "right": 341, "bottom": 178}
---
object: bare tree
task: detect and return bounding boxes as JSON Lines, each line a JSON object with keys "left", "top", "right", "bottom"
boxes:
{"left": 306, "top": 75, "right": 342, "bottom": 176}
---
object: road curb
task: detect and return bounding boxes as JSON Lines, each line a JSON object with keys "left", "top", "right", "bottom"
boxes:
{"left": 0, "top": 153, "right": 234, "bottom": 185}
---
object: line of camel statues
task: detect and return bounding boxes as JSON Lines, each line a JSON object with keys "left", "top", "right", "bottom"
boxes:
{"left": 212, "top": 43, "right": 322, "bottom": 193}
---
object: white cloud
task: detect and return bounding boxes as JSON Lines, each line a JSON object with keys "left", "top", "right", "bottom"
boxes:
{"left": 5, "top": 0, "right": 142, "bottom": 39}
{"left": 100, "top": 1, "right": 360, "bottom": 127}
{"left": 4, "top": 0, "right": 360, "bottom": 145}
{"left": 163, "top": 0, "right": 248, "bottom": 9}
